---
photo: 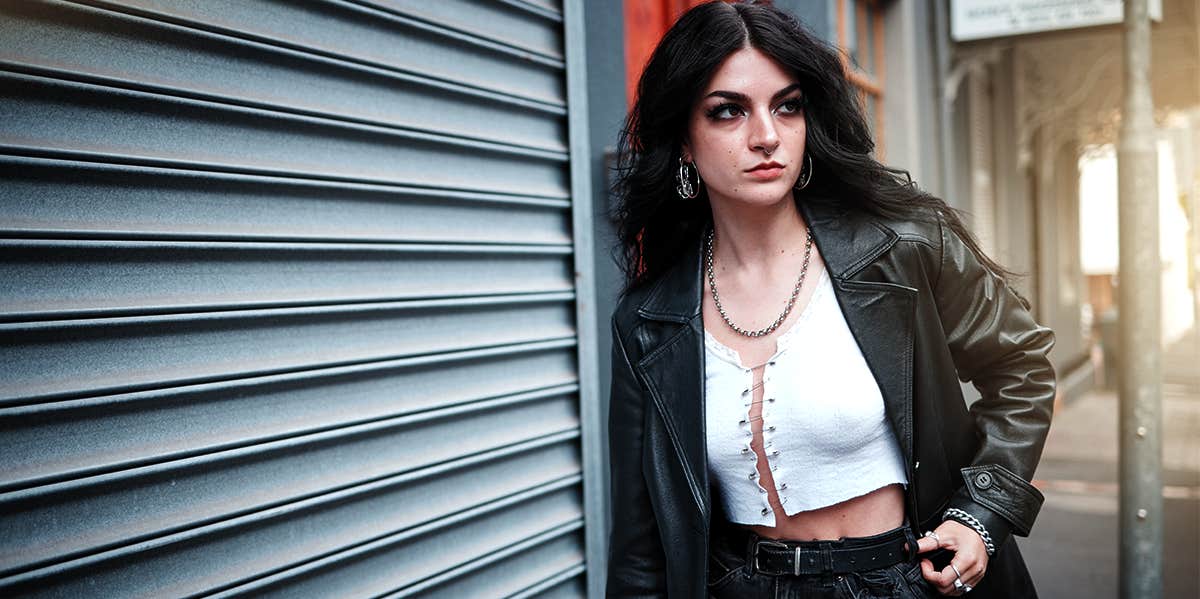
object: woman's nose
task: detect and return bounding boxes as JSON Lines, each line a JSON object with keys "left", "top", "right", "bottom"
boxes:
{"left": 749, "top": 112, "right": 780, "bottom": 154}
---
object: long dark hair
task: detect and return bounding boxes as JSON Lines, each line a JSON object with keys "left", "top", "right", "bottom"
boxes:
{"left": 612, "top": 0, "right": 1011, "bottom": 294}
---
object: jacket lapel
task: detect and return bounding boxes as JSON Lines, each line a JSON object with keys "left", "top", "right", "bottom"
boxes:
{"left": 801, "top": 200, "right": 916, "bottom": 466}
{"left": 634, "top": 238, "right": 710, "bottom": 524}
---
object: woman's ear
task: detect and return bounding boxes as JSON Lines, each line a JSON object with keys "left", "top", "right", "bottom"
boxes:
{"left": 680, "top": 141, "right": 692, "bottom": 163}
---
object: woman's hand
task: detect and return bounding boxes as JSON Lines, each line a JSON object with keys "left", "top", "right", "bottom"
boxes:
{"left": 916, "top": 520, "right": 989, "bottom": 595}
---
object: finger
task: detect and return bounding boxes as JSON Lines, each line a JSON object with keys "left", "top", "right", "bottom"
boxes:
{"left": 932, "top": 524, "right": 962, "bottom": 551}
{"left": 940, "top": 564, "right": 964, "bottom": 595}
{"left": 920, "top": 558, "right": 938, "bottom": 581}
{"left": 967, "top": 564, "right": 987, "bottom": 589}
{"left": 921, "top": 558, "right": 952, "bottom": 593}
{"left": 947, "top": 559, "right": 982, "bottom": 595}
{"left": 916, "top": 535, "right": 939, "bottom": 553}
{"left": 924, "top": 563, "right": 951, "bottom": 595}
{"left": 967, "top": 575, "right": 984, "bottom": 591}
{"left": 950, "top": 551, "right": 985, "bottom": 583}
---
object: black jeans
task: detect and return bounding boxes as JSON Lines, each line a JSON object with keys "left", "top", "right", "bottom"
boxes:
{"left": 707, "top": 523, "right": 942, "bottom": 599}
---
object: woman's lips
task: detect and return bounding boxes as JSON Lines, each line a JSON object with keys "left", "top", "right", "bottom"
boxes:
{"left": 746, "top": 166, "right": 785, "bottom": 180}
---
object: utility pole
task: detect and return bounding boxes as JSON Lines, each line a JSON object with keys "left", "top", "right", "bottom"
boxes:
{"left": 1117, "top": 0, "right": 1163, "bottom": 597}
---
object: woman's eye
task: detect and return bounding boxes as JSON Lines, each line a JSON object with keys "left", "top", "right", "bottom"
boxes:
{"left": 707, "top": 104, "right": 744, "bottom": 120}
{"left": 776, "top": 98, "right": 803, "bottom": 114}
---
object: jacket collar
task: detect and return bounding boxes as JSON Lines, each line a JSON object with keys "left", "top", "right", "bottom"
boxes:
{"left": 636, "top": 198, "right": 899, "bottom": 321}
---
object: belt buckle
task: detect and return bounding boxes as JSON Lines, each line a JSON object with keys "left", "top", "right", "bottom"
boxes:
{"left": 753, "top": 539, "right": 790, "bottom": 574}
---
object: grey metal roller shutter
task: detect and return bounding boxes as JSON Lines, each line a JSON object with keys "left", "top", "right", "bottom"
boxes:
{"left": 0, "top": 0, "right": 599, "bottom": 596}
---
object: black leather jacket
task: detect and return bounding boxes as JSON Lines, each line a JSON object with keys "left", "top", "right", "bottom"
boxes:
{"left": 606, "top": 199, "right": 1056, "bottom": 598}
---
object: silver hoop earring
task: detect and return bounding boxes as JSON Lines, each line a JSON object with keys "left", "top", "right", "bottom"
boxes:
{"left": 676, "top": 157, "right": 700, "bottom": 199}
{"left": 795, "top": 154, "right": 813, "bottom": 190}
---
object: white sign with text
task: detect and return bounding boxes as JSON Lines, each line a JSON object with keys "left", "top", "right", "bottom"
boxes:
{"left": 951, "top": 0, "right": 1163, "bottom": 42}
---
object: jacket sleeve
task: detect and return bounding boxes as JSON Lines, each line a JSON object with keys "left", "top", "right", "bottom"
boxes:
{"left": 934, "top": 216, "right": 1056, "bottom": 550}
{"left": 606, "top": 315, "right": 668, "bottom": 597}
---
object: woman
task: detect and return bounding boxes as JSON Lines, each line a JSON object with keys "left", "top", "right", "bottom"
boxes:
{"left": 606, "top": 2, "right": 1055, "bottom": 598}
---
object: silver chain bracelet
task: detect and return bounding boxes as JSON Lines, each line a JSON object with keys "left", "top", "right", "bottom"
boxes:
{"left": 943, "top": 508, "right": 996, "bottom": 556}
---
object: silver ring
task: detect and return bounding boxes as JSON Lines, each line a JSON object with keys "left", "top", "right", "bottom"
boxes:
{"left": 923, "top": 530, "right": 940, "bottom": 545}
{"left": 950, "top": 563, "right": 972, "bottom": 594}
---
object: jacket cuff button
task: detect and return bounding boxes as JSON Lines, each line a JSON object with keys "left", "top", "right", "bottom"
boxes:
{"left": 974, "top": 471, "right": 994, "bottom": 489}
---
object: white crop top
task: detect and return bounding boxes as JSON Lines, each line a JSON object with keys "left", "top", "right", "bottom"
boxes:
{"left": 704, "top": 270, "right": 908, "bottom": 526}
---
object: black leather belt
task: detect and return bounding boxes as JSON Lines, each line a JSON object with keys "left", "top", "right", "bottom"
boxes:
{"left": 750, "top": 526, "right": 914, "bottom": 576}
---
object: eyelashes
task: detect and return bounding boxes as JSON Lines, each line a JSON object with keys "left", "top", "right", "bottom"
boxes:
{"left": 704, "top": 97, "right": 805, "bottom": 121}
{"left": 777, "top": 98, "right": 804, "bottom": 114}
{"left": 706, "top": 103, "right": 744, "bottom": 120}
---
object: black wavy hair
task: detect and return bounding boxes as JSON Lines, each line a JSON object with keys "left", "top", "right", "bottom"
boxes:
{"left": 612, "top": 0, "right": 1011, "bottom": 294}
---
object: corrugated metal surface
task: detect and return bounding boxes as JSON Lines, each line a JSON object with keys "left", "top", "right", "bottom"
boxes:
{"left": 0, "top": 0, "right": 588, "bottom": 596}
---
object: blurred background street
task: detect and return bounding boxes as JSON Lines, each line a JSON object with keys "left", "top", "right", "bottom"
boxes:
{"left": 1024, "top": 332, "right": 1200, "bottom": 598}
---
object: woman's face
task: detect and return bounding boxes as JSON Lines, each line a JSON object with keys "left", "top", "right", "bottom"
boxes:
{"left": 683, "top": 46, "right": 806, "bottom": 209}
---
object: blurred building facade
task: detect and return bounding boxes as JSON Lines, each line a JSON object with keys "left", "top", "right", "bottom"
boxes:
{"left": 0, "top": 0, "right": 1196, "bottom": 597}
{"left": 942, "top": 0, "right": 1199, "bottom": 392}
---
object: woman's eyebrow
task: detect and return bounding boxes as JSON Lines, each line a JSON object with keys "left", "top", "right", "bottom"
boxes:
{"left": 704, "top": 83, "right": 803, "bottom": 103}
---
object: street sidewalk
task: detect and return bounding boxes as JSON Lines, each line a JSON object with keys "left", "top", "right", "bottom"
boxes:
{"left": 1022, "top": 384, "right": 1199, "bottom": 598}
{"left": 1164, "top": 326, "right": 1200, "bottom": 389}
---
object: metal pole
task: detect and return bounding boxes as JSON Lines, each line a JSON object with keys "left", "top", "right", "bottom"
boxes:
{"left": 933, "top": 0, "right": 957, "bottom": 206}
{"left": 1117, "top": 1, "right": 1163, "bottom": 597}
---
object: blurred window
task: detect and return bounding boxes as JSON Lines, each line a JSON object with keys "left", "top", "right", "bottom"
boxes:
{"left": 838, "top": 0, "right": 886, "bottom": 157}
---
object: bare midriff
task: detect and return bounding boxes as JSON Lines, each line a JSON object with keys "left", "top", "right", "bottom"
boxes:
{"left": 753, "top": 485, "right": 905, "bottom": 540}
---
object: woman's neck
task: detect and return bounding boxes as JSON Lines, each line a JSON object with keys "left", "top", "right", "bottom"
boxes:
{"left": 709, "top": 194, "right": 808, "bottom": 270}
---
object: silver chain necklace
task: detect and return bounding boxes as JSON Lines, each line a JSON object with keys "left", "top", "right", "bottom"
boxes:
{"left": 705, "top": 227, "right": 813, "bottom": 338}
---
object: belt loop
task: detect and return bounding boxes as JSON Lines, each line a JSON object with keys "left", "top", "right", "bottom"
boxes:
{"left": 745, "top": 530, "right": 759, "bottom": 571}
{"left": 820, "top": 541, "right": 834, "bottom": 573}
{"left": 903, "top": 527, "right": 919, "bottom": 562}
